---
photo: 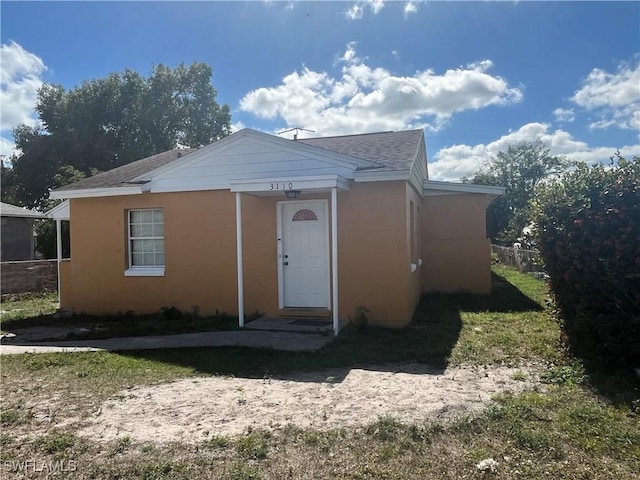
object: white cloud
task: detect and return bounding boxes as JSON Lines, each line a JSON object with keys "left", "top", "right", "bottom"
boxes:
{"left": 404, "top": 1, "right": 419, "bottom": 17}
{"left": 0, "top": 41, "right": 46, "bottom": 132}
{"left": 430, "top": 122, "right": 640, "bottom": 182}
{"left": 344, "top": 0, "right": 385, "bottom": 20}
{"left": 344, "top": 3, "right": 364, "bottom": 20}
{"left": 553, "top": 107, "right": 574, "bottom": 123}
{"left": 240, "top": 44, "right": 523, "bottom": 137}
{"left": 0, "top": 135, "right": 18, "bottom": 160}
{"left": 570, "top": 60, "right": 640, "bottom": 130}
{"left": 230, "top": 121, "right": 247, "bottom": 133}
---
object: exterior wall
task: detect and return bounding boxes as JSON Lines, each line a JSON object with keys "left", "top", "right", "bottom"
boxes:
{"left": 1, "top": 217, "right": 36, "bottom": 261}
{"left": 338, "top": 181, "right": 411, "bottom": 327}
{"left": 67, "top": 191, "right": 238, "bottom": 315}
{"left": 406, "top": 183, "right": 424, "bottom": 323}
{"left": 59, "top": 260, "right": 72, "bottom": 310}
{"left": 64, "top": 183, "right": 413, "bottom": 327}
{"left": 0, "top": 260, "right": 57, "bottom": 295}
{"left": 421, "top": 193, "right": 492, "bottom": 294}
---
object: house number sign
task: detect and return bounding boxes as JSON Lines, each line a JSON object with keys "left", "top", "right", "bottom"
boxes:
{"left": 270, "top": 182, "right": 294, "bottom": 191}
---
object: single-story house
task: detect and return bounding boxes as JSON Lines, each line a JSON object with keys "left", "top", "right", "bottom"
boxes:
{"left": 48, "top": 128, "right": 503, "bottom": 333}
{"left": 0, "top": 202, "right": 46, "bottom": 262}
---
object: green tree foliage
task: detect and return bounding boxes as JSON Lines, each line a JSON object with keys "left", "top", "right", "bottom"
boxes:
{"left": 532, "top": 154, "right": 640, "bottom": 364}
{"left": 465, "top": 141, "right": 569, "bottom": 242}
{"left": 1, "top": 62, "right": 231, "bottom": 210}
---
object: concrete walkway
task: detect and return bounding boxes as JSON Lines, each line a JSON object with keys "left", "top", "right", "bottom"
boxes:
{"left": 0, "top": 330, "right": 334, "bottom": 355}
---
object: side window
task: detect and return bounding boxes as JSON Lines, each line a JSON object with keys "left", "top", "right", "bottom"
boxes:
{"left": 128, "top": 209, "right": 165, "bottom": 269}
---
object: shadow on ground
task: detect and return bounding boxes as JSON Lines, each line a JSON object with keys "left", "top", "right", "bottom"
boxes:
{"left": 121, "top": 272, "right": 544, "bottom": 381}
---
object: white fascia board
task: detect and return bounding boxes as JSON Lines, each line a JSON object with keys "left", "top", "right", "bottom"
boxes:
{"left": 423, "top": 180, "right": 505, "bottom": 196}
{"left": 48, "top": 186, "right": 143, "bottom": 200}
{"left": 1, "top": 211, "right": 47, "bottom": 219}
{"left": 354, "top": 170, "right": 410, "bottom": 182}
{"left": 46, "top": 200, "right": 70, "bottom": 220}
{"left": 230, "top": 175, "right": 350, "bottom": 193}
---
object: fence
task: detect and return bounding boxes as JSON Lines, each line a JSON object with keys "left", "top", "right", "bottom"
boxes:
{"left": 491, "top": 245, "right": 541, "bottom": 274}
{"left": 1, "top": 260, "right": 58, "bottom": 295}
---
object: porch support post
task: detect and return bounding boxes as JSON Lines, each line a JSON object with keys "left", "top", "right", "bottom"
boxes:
{"left": 331, "top": 187, "right": 339, "bottom": 335}
{"left": 55, "top": 219, "right": 62, "bottom": 305}
{"left": 235, "top": 192, "right": 245, "bottom": 328}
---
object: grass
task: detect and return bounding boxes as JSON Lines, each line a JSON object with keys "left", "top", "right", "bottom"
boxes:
{"left": 1, "top": 266, "right": 638, "bottom": 478}
{"left": 0, "top": 295, "right": 241, "bottom": 340}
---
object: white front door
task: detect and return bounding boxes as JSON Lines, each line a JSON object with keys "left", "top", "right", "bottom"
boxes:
{"left": 278, "top": 200, "right": 330, "bottom": 308}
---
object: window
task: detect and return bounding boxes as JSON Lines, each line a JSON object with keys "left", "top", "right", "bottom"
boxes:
{"left": 292, "top": 209, "right": 318, "bottom": 221}
{"left": 126, "top": 209, "right": 165, "bottom": 276}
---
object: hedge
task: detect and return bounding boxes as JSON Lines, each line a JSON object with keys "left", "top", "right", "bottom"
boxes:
{"left": 532, "top": 155, "right": 640, "bottom": 364}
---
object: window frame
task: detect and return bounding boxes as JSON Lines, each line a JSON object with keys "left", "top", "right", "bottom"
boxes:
{"left": 124, "top": 208, "right": 165, "bottom": 277}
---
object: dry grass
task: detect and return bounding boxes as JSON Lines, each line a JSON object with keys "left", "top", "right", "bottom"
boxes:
{"left": 1, "top": 267, "right": 639, "bottom": 479}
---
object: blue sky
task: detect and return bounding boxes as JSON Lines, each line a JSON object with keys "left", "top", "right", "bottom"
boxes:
{"left": 1, "top": 1, "right": 639, "bottom": 181}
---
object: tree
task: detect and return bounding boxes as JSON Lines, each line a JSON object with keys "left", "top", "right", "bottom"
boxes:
{"left": 3, "top": 62, "right": 231, "bottom": 210}
{"left": 464, "top": 140, "right": 569, "bottom": 243}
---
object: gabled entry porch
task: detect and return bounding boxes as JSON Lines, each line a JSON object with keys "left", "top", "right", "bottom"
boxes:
{"left": 230, "top": 175, "right": 349, "bottom": 335}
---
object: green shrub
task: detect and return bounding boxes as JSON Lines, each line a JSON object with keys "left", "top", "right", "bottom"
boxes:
{"left": 532, "top": 154, "right": 640, "bottom": 364}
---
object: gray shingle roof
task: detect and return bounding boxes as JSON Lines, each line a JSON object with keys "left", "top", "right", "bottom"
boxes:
{"left": 0, "top": 202, "right": 47, "bottom": 218}
{"left": 53, "top": 129, "right": 423, "bottom": 192}
{"left": 55, "top": 149, "right": 196, "bottom": 191}
{"left": 299, "top": 129, "right": 423, "bottom": 171}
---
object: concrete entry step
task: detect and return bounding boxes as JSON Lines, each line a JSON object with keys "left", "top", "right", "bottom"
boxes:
{"left": 278, "top": 308, "right": 331, "bottom": 318}
{"left": 245, "top": 316, "right": 333, "bottom": 334}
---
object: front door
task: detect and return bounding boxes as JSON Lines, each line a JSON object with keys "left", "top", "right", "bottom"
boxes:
{"left": 278, "top": 200, "right": 330, "bottom": 308}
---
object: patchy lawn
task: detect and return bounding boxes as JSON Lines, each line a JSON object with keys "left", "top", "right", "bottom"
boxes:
{"left": 1, "top": 295, "right": 241, "bottom": 341}
{"left": 1, "top": 267, "right": 638, "bottom": 479}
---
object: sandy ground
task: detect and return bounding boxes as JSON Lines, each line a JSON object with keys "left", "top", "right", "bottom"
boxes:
{"left": 79, "top": 363, "right": 542, "bottom": 444}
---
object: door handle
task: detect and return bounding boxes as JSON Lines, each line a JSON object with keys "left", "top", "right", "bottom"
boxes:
{"left": 284, "top": 261, "right": 289, "bottom": 266}
{"left": 284, "top": 254, "right": 288, "bottom": 258}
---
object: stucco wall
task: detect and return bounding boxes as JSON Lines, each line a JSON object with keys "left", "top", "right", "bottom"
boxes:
{"left": 68, "top": 191, "right": 238, "bottom": 315}
{"left": 421, "top": 193, "right": 492, "bottom": 294}
{"left": 59, "top": 259, "right": 72, "bottom": 310}
{"left": 338, "top": 181, "right": 412, "bottom": 327}
{"left": 406, "top": 183, "right": 424, "bottom": 323}
{"left": 63, "top": 185, "right": 492, "bottom": 323}
{"left": 65, "top": 183, "right": 413, "bottom": 326}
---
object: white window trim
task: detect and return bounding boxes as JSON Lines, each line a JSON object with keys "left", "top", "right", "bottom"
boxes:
{"left": 127, "top": 208, "right": 165, "bottom": 275}
{"left": 125, "top": 267, "right": 165, "bottom": 277}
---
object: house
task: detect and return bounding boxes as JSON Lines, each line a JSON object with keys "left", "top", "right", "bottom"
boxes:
{"left": 0, "top": 202, "right": 46, "bottom": 261}
{"left": 48, "top": 129, "right": 503, "bottom": 333}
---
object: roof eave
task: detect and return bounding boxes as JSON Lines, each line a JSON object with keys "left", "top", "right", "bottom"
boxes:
{"left": 49, "top": 185, "right": 144, "bottom": 200}
{"left": 423, "top": 180, "right": 505, "bottom": 196}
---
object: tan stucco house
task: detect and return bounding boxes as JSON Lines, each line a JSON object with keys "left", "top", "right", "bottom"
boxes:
{"left": 48, "top": 128, "right": 503, "bottom": 333}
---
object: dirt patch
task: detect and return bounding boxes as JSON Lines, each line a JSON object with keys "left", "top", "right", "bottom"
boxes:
{"left": 79, "top": 363, "right": 543, "bottom": 444}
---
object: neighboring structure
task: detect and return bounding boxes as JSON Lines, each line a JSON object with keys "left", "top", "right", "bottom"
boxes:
{"left": 48, "top": 129, "right": 503, "bottom": 332}
{"left": 0, "top": 202, "right": 46, "bottom": 261}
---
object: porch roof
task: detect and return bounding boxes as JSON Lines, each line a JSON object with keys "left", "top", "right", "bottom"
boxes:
{"left": 0, "top": 202, "right": 47, "bottom": 219}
